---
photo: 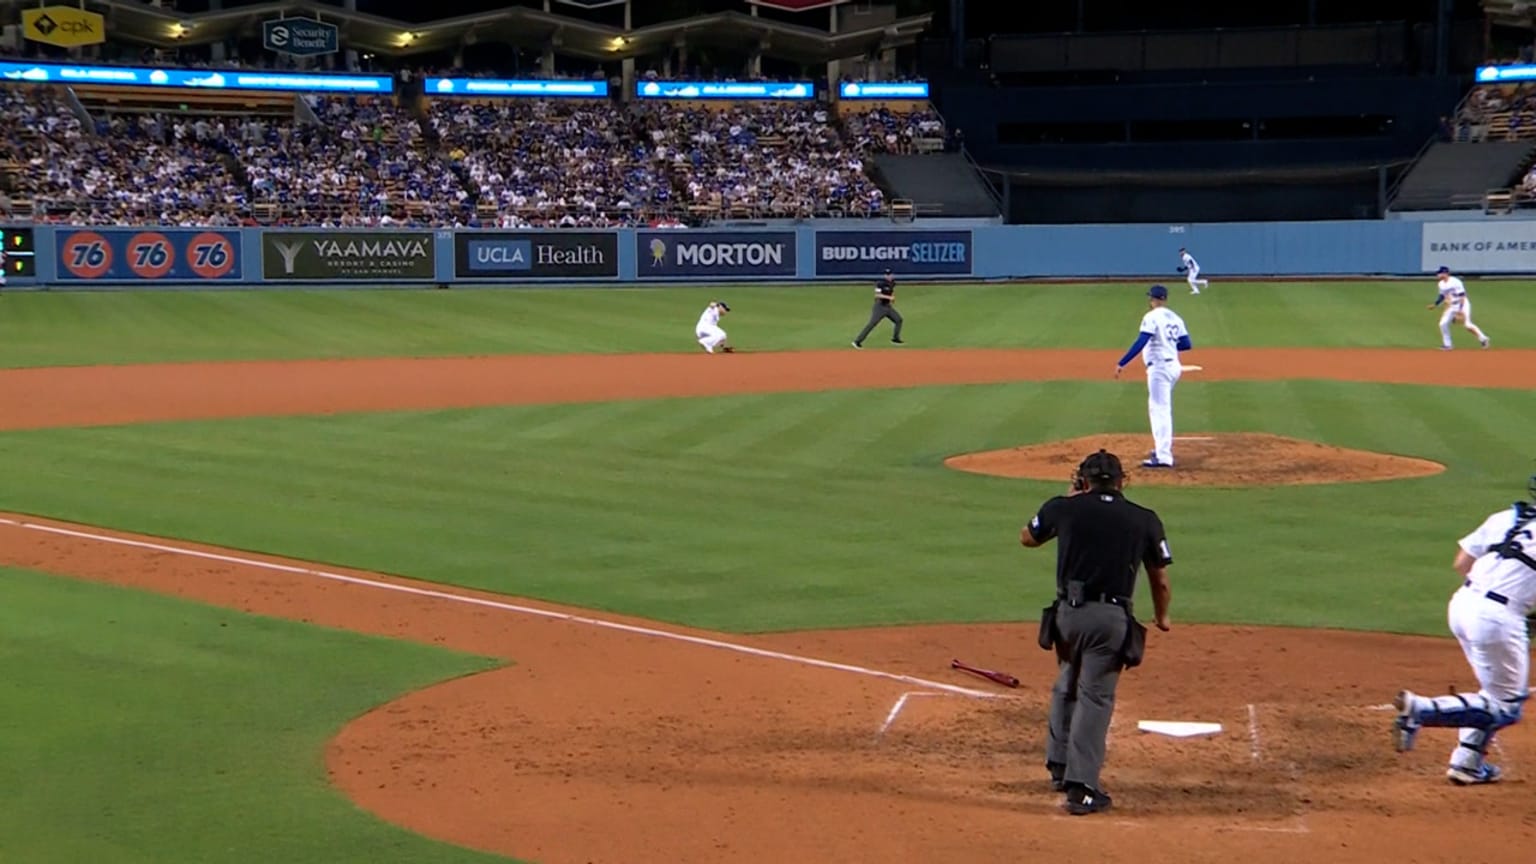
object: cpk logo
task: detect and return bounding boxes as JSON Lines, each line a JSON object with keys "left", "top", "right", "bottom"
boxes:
{"left": 187, "top": 232, "right": 235, "bottom": 278}
{"left": 62, "top": 231, "right": 111, "bottom": 279}
{"left": 127, "top": 232, "right": 173, "bottom": 279}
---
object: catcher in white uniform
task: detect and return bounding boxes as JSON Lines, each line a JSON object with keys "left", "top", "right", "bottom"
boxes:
{"left": 1114, "top": 284, "right": 1192, "bottom": 468}
{"left": 1428, "top": 265, "right": 1489, "bottom": 350}
{"left": 695, "top": 300, "right": 734, "bottom": 354}
{"left": 1392, "top": 473, "right": 1536, "bottom": 785}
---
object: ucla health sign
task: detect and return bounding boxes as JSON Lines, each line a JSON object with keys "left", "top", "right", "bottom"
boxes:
{"left": 0, "top": 60, "right": 390, "bottom": 93}
{"left": 426, "top": 78, "right": 608, "bottom": 98}
{"left": 1476, "top": 64, "right": 1536, "bottom": 83}
{"left": 454, "top": 231, "right": 619, "bottom": 279}
{"left": 815, "top": 230, "right": 973, "bottom": 277}
{"left": 636, "top": 231, "right": 797, "bottom": 280}
{"left": 635, "top": 80, "right": 814, "bottom": 100}
{"left": 55, "top": 229, "right": 241, "bottom": 282}
{"left": 839, "top": 81, "right": 930, "bottom": 99}
{"left": 1420, "top": 222, "right": 1536, "bottom": 273}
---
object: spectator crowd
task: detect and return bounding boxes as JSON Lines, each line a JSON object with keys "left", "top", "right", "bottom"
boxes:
{"left": 1, "top": 81, "right": 945, "bottom": 228}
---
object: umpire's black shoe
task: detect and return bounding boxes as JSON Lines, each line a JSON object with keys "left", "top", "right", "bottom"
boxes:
{"left": 1063, "top": 785, "right": 1113, "bottom": 816}
{"left": 1047, "top": 761, "right": 1066, "bottom": 792}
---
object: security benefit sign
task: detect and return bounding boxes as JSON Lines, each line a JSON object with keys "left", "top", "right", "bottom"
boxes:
{"left": 636, "top": 231, "right": 797, "bottom": 280}
{"left": 1421, "top": 222, "right": 1536, "bottom": 273}
{"left": 263, "top": 231, "right": 435, "bottom": 281}
{"left": 23, "top": 6, "right": 106, "bottom": 49}
{"left": 454, "top": 231, "right": 619, "bottom": 279}
{"left": 814, "top": 230, "right": 974, "bottom": 277}
{"left": 55, "top": 229, "right": 241, "bottom": 282}
{"left": 262, "top": 16, "right": 339, "bottom": 57}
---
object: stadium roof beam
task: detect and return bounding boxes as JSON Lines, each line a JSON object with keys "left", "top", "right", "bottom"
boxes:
{"left": 86, "top": 0, "right": 931, "bottom": 64}
{"left": 1483, "top": 0, "right": 1536, "bottom": 29}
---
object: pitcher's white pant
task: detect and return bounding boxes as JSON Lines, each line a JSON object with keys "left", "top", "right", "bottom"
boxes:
{"left": 1146, "top": 359, "right": 1182, "bottom": 465}
{"left": 1439, "top": 300, "right": 1487, "bottom": 348}
{"left": 697, "top": 324, "right": 728, "bottom": 353}
{"left": 1406, "top": 585, "right": 1529, "bottom": 771}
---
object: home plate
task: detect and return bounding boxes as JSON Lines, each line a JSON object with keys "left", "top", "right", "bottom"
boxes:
{"left": 1138, "top": 720, "right": 1224, "bottom": 738}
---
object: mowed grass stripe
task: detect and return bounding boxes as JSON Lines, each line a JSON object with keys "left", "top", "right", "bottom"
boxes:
{"left": 0, "top": 380, "right": 1526, "bottom": 634}
{"left": 2, "top": 281, "right": 1535, "bottom": 367}
{"left": 0, "top": 568, "right": 506, "bottom": 864}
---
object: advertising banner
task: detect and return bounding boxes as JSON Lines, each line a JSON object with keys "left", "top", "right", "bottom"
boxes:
{"left": 636, "top": 231, "right": 797, "bottom": 280}
{"left": 54, "top": 229, "right": 241, "bottom": 281}
{"left": 839, "top": 81, "right": 930, "bottom": 99}
{"left": 635, "top": 80, "right": 814, "bottom": 100}
{"left": 0, "top": 60, "right": 390, "bottom": 94}
{"left": 454, "top": 231, "right": 619, "bottom": 279}
{"left": 262, "top": 17, "right": 339, "bottom": 57}
{"left": 262, "top": 232, "right": 434, "bottom": 281}
{"left": 426, "top": 78, "right": 608, "bottom": 98}
{"left": 814, "top": 230, "right": 974, "bottom": 277}
{"left": 22, "top": 6, "right": 106, "bottom": 48}
{"left": 1421, "top": 222, "right": 1536, "bottom": 273}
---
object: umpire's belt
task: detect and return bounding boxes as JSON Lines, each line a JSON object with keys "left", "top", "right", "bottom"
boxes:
{"left": 1464, "top": 579, "right": 1511, "bottom": 606}
{"left": 1060, "top": 592, "right": 1133, "bottom": 608}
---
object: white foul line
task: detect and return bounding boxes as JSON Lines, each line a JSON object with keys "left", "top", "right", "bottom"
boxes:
{"left": 878, "top": 693, "right": 914, "bottom": 737}
{"left": 0, "top": 517, "right": 1005, "bottom": 700}
{"left": 1247, "top": 703, "right": 1262, "bottom": 763}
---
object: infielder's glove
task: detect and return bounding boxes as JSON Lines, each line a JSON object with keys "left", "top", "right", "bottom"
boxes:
{"left": 1176, "top": 266, "right": 1187, "bottom": 273}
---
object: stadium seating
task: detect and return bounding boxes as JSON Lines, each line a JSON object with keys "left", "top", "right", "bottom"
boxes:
{"left": 1, "top": 73, "right": 956, "bottom": 226}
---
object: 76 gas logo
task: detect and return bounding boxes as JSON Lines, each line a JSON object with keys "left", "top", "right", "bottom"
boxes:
{"left": 127, "top": 232, "right": 174, "bottom": 279}
{"left": 61, "top": 231, "right": 113, "bottom": 278}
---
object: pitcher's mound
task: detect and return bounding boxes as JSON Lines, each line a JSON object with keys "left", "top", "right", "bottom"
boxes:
{"left": 944, "top": 433, "right": 1444, "bottom": 487}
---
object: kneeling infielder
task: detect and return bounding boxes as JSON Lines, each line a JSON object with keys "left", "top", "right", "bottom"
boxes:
{"left": 695, "top": 300, "right": 734, "bottom": 354}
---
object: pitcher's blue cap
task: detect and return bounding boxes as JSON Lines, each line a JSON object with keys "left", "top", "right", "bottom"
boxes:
{"left": 1147, "top": 284, "right": 1168, "bottom": 299}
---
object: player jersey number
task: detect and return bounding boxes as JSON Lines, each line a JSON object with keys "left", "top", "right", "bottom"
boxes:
{"left": 1164, "top": 324, "right": 1182, "bottom": 341}
{"left": 1495, "top": 521, "right": 1536, "bottom": 571}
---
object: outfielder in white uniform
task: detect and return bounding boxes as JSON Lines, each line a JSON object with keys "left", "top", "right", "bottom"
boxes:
{"left": 1393, "top": 477, "right": 1536, "bottom": 785}
{"left": 1177, "top": 248, "right": 1206, "bottom": 294}
{"left": 695, "top": 300, "right": 734, "bottom": 354}
{"left": 1115, "top": 284, "right": 1192, "bottom": 468}
{"left": 1427, "top": 265, "right": 1489, "bottom": 350}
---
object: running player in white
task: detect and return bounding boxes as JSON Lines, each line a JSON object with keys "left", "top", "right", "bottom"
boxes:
{"left": 1392, "top": 473, "right": 1536, "bottom": 785}
{"left": 1427, "top": 265, "right": 1489, "bottom": 350}
{"left": 1114, "top": 284, "right": 1192, "bottom": 468}
{"left": 695, "top": 300, "right": 734, "bottom": 354}
{"left": 1177, "top": 247, "right": 1206, "bottom": 294}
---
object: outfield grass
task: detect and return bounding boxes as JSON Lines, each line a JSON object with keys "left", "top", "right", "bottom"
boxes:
{"left": 0, "top": 280, "right": 1533, "bottom": 367}
{"left": 0, "top": 568, "right": 507, "bottom": 864}
{"left": 0, "top": 378, "right": 1524, "bottom": 636}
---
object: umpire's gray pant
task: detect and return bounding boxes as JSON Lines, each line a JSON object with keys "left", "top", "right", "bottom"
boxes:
{"left": 854, "top": 302, "right": 903, "bottom": 344}
{"left": 1047, "top": 602, "right": 1129, "bottom": 792}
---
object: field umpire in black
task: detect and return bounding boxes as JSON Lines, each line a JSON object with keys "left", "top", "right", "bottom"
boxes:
{"left": 851, "top": 268, "right": 904, "bottom": 348}
{"left": 1020, "top": 448, "right": 1173, "bottom": 815}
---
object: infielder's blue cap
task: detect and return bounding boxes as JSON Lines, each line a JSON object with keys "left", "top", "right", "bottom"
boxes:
{"left": 1147, "top": 284, "right": 1168, "bottom": 299}
{"left": 717, "top": 300, "right": 730, "bottom": 311}
{"left": 1437, "top": 265, "right": 1450, "bottom": 274}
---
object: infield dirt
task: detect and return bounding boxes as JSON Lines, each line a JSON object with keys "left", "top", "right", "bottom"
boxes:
{"left": 0, "top": 347, "right": 1531, "bottom": 863}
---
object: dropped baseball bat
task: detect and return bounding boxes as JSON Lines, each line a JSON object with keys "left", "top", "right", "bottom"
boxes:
{"left": 951, "top": 658, "right": 1020, "bottom": 689}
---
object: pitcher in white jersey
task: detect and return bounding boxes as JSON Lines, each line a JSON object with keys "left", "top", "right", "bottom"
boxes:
{"left": 1428, "top": 265, "right": 1489, "bottom": 350}
{"left": 1392, "top": 474, "right": 1536, "bottom": 785}
{"left": 695, "top": 300, "right": 734, "bottom": 354}
{"left": 1115, "top": 285, "right": 1192, "bottom": 468}
{"left": 1177, "top": 247, "right": 1207, "bottom": 294}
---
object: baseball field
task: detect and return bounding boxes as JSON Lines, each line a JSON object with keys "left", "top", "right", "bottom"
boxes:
{"left": 0, "top": 279, "right": 1533, "bottom": 863}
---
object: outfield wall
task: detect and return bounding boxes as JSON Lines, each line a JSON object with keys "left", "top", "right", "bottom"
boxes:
{"left": 14, "top": 218, "right": 1536, "bottom": 288}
